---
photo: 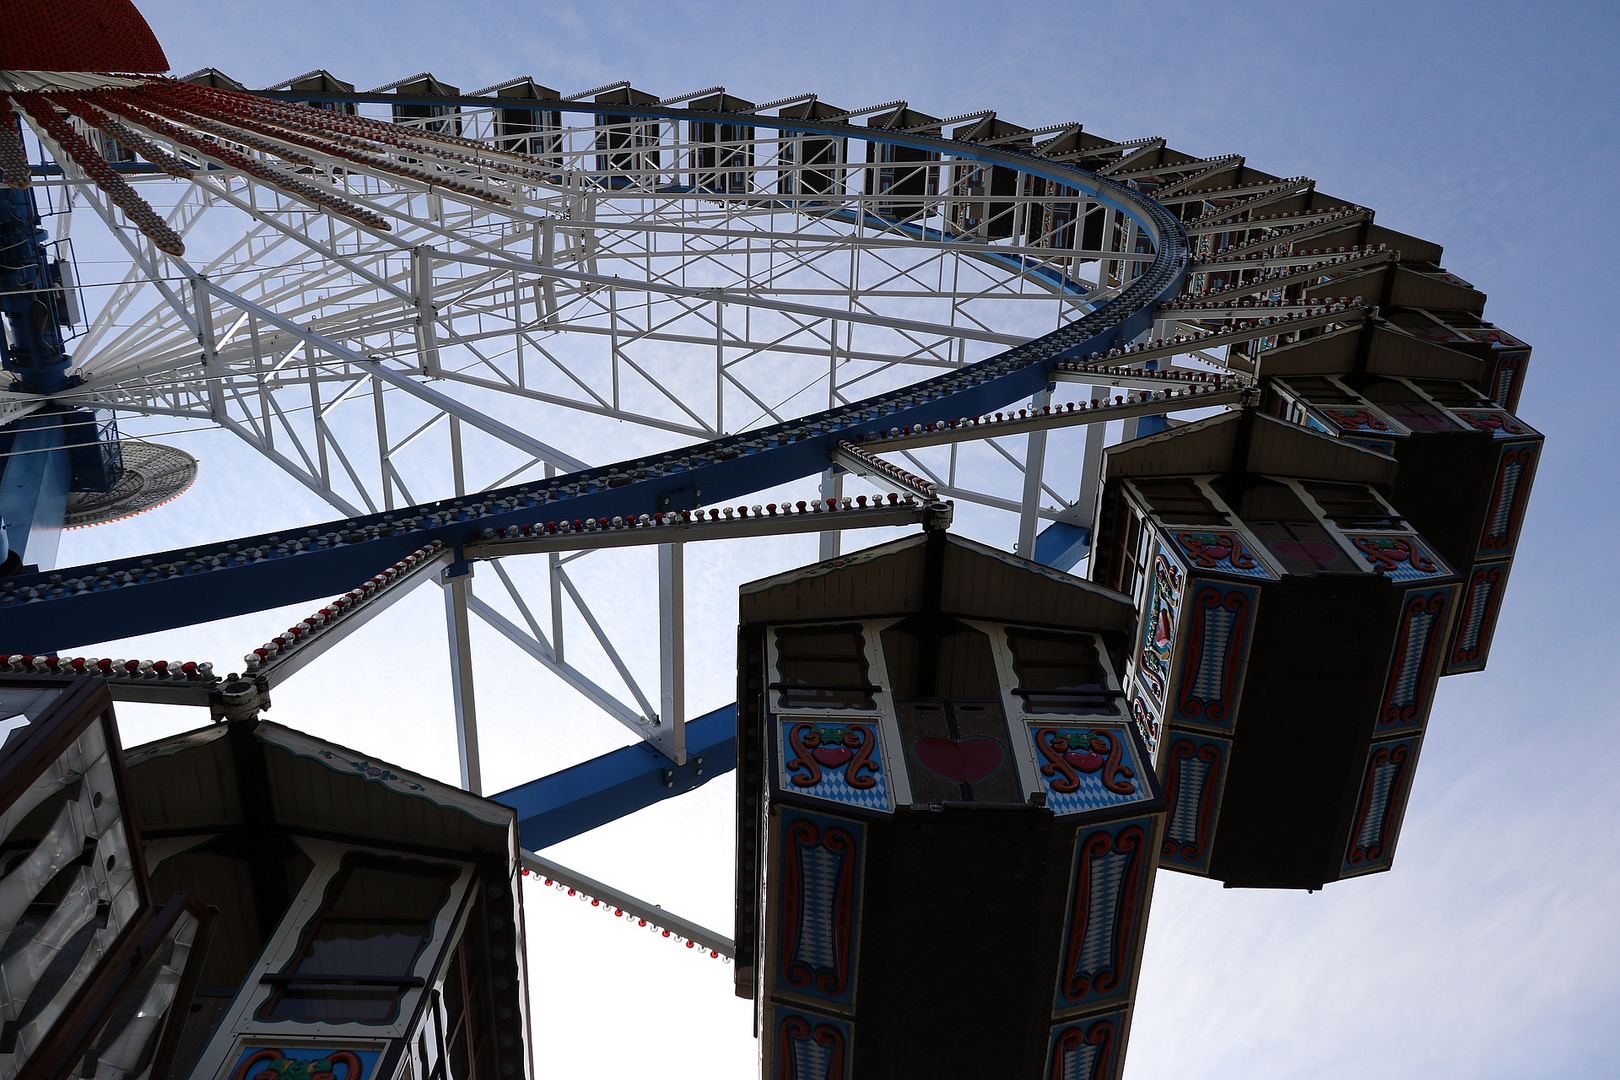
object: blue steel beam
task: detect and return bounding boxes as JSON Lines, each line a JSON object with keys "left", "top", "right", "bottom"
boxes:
{"left": 0, "top": 106, "right": 1188, "bottom": 652}
{"left": 490, "top": 704, "right": 736, "bottom": 849}
{"left": 0, "top": 304, "right": 1156, "bottom": 650}
{"left": 1032, "top": 521, "right": 1091, "bottom": 572}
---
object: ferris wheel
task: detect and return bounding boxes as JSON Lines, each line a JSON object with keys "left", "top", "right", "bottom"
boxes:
{"left": 0, "top": 18, "right": 1215, "bottom": 774}
{"left": 1, "top": 0, "right": 1537, "bottom": 1008}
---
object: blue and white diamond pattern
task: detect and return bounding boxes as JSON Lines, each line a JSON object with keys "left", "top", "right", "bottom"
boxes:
{"left": 1354, "top": 758, "right": 1401, "bottom": 853}
{"left": 780, "top": 722, "right": 890, "bottom": 811}
{"left": 1488, "top": 456, "right": 1527, "bottom": 540}
{"left": 1045, "top": 1016, "right": 1123, "bottom": 1080}
{"left": 1189, "top": 603, "right": 1240, "bottom": 702}
{"left": 1387, "top": 604, "right": 1439, "bottom": 713}
{"left": 1166, "top": 754, "right": 1211, "bottom": 851}
{"left": 1037, "top": 727, "right": 1151, "bottom": 817}
{"left": 793, "top": 844, "right": 842, "bottom": 973}
{"left": 1057, "top": 1038, "right": 1103, "bottom": 1080}
{"left": 1074, "top": 849, "right": 1130, "bottom": 981}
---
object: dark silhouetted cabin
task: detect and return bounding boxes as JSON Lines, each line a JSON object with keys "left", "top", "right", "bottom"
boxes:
{"left": 1246, "top": 313, "right": 1540, "bottom": 675}
{"left": 687, "top": 93, "right": 755, "bottom": 195}
{"left": 776, "top": 99, "right": 847, "bottom": 203}
{"left": 1092, "top": 410, "right": 1461, "bottom": 890}
{"left": 0, "top": 676, "right": 208, "bottom": 1080}
{"left": 736, "top": 530, "right": 1164, "bottom": 1080}
{"left": 386, "top": 74, "right": 462, "bottom": 136}
{"left": 594, "top": 87, "right": 662, "bottom": 189}
{"left": 490, "top": 79, "right": 562, "bottom": 162}
{"left": 1036, "top": 130, "right": 1160, "bottom": 174}
{"left": 277, "top": 70, "right": 357, "bottom": 115}
{"left": 1058, "top": 140, "right": 1233, "bottom": 287}
{"left": 1169, "top": 173, "right": 1536, "bottom": 677}
{"left": 0, "top": 674, "right": 533, "bottom": 1080}
{"left": 864, "top": 107, "right": 941, "bottom": 223}
{"left": 1108, "top": 150, "right": 1245, "bottom": 202}
{"left": 1023, "top": 129, "right": 1115, "bottom": 257}
{"left": 1024, "top": 172, "right": 1086, "bottom": 252}
{"left": 123, "top": 716, "right": 531, "bottom": 1080}
{"left": 949, "top": 116, "right": 1030, "bottom": 241}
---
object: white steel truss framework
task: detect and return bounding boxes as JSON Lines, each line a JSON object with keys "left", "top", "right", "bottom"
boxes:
{"left": 3, "top": 83, "right": 1375, "bottom": 786}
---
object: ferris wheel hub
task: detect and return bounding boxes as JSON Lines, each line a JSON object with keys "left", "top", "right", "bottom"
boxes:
{"left": 0, "top": 0, "right": 168, "bottom": 75}
{"left": 63, "top": 438, "right": 196, "bottom": 529}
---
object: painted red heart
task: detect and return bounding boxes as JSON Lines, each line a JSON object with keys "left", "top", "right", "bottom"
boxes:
{"left": 1268, "top": 539, "right": 1341, "bottom": 566}
{"left": 913, "top": 737, "right": 1005, "bottom": 784}
{"left": 1064, "top": 750, "right": 1104, "bottom": 773}
{"left": 812, "top": 746, "right": 852, "bottom": 768}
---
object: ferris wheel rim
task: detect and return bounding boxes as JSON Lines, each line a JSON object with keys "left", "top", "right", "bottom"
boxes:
{"left": 49, "top": 91, "right": 1169, "bottom": 392}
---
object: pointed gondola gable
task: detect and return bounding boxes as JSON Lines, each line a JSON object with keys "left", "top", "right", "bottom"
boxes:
{"left": 1234, "top": 319, "right": 1486, "bottom": 382}
{"left": 1101, "top": 409, "right": 1398, "bottom": 488}
{"left": 1244, "top": 410, "right": 1400, "bottom": 482}
{"left": 122, "top": 721, "right": 517, "bottom": 848}
{"left": 1099, "top": 411, "right": 1239, "bottom": 482}
{"left": 690, "top": 92, "right": 755, "bottom": 113}
{"left": 179, "top": 67, "right": 246, "bottom": 91}
{"left": 741, "top": 531, "right": 1136, "bottom": 633}
{"left": 865, "top": 105, "right": 941, "bottom": 132}
{"left": 271, "top": 69, "right": 359, "bottom": 114}
{"left": 281, "top": 69, "right": 354, "bottom": 95}
{"left": 741, "top": 532, "right": 930, "bottom": 621}
{"left": 1362, "top": 321, "right": 1490, "bottom": 380}
{"left": 377, "top": 72, "right": 464, "bottom": 136}
{"left": 937, "top": 533, "right": 1138, "bottom": 634}
{"left": 377, "top": 72, "right": 461, "bottom": 99}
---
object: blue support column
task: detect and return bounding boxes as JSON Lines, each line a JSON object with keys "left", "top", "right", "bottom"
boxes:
{"left": 0, "top": 416, "right": 69, "bottom": 570}
{"left": 1, "top": 134, "right": 85, "bottom": 572}
{"left": 1135, "top": 359, "right": 1168, "bottom": 437}
{"left": 0, "top": 186, "right": 75, "bottom": 395}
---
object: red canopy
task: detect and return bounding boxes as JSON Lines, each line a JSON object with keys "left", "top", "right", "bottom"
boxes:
{"left": 0, "top": 0, "right": 168, "bottom": 74}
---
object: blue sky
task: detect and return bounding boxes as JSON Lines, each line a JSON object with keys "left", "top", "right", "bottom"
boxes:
{"left": 60, "top": 2, "right": 1620, "bottom": 1076}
